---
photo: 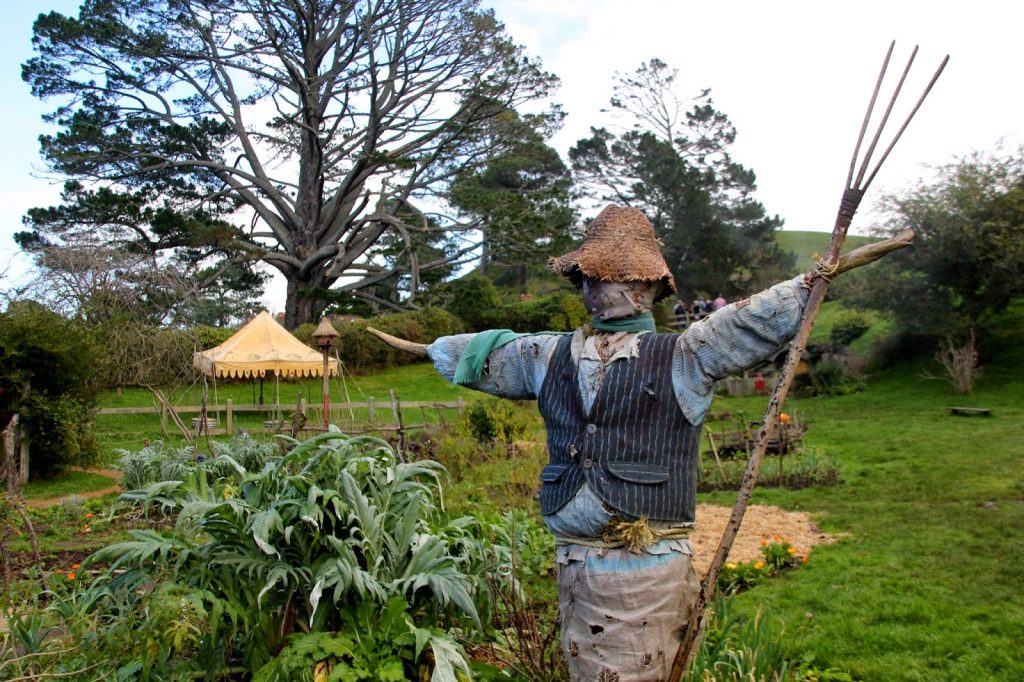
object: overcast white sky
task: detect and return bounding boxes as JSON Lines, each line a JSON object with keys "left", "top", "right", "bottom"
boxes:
{"left": 2, "top": 1, "right": 1021, "bottom": 309}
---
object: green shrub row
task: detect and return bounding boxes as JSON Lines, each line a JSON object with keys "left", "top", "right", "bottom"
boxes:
{"left": 294, "top": 306, "right": 464, "bottom": 374}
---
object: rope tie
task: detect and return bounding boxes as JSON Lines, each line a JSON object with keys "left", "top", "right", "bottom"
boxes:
{"left": 812, "top": 255, "right": 841, "bottom": 282}
{"left": 555, "top": 516, "right": 692, "bottom": 554}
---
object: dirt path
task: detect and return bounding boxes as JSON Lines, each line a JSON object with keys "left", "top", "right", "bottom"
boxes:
{"left": 690, "top": 503, "right": 836, "bottom": 576}
{"left": 24, "top": 468, "right": 124, "bottom": 509}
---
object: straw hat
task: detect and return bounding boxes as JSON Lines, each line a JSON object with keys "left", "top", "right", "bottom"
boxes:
{"left": 550, "top": 205, "right": 676, "bottom": 300}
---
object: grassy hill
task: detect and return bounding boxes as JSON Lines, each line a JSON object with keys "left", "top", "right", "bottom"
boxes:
{"left": 775, "top": 230, "right": 880, "bottom": 273}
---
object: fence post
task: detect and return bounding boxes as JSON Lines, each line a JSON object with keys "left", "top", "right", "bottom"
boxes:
{"left": 160, "top": 403, "right": 168, "bottom": 434}
{"left": 225, "top": 399, "right": 234, "bottom": 435}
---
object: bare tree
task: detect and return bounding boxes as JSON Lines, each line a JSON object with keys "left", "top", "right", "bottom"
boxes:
{"left": 23, "top": 0, "right": 561, "bottom": 326}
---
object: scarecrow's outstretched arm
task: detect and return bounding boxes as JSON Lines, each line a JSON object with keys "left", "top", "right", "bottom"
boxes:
{"left": 824, "top": 228, "right": 913, "bottom": 278}
{"left": 365, "top": 327, "right": 428, "bottom": 356}
{"left": 366, "top": 229, "right": 914, "bottom": 357}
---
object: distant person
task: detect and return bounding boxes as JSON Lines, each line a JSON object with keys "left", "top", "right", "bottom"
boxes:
{"left": 714, "top": 293, "right": 727, "bottom": 310}
{"left": 703, "top": 299, "right": 714, "bottom": 315}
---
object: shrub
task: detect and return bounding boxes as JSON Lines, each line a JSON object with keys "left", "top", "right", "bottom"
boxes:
{"left": 193, "top": 324, "right": 236, "bottom": 350}
{"left": 465, "top": 400, "right": 530, "bottom": 444}
{"left": 494, "top": 293, "right": 588, "bottom": 332}
{"left": 795, "top": 360, "right": 865, "bottom": 397}
{"left": 433, "top": 275, "right": 503, "bottom": 331}
{"left": 85, "top": 431, "right": 500, "bottom": 677}
{"left": 0, "top": 301, "right": 101, "bottom": 478}
{"left": 829, "top": 310, "right": 872, "bottom": 346}
{"left": 336, "top": 306, "right": 463, "bottom": 373}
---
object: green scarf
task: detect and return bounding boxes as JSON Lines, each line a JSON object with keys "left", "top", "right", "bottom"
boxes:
{"left": 452, "top": 329, "right": 526, "bottom": 385}
{"left": 452, "top": 314, "right": 654, "bottom": 385}
{"left": 591, "top": 312, "right": 656, "bottom": 333}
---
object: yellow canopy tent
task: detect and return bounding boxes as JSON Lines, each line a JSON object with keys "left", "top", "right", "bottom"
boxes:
{"left": 193, "top": 311, "right": 339, "bottom": 378}
{"left": 192, "top": 312, "right": 339, "bottom": 428}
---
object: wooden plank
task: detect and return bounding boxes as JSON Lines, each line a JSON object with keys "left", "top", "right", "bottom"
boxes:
{"left": 97, "top": 400, "right": 464, "bottom": 416}
{"left": 948, "top": 407, "right": 992, "bottom": 416}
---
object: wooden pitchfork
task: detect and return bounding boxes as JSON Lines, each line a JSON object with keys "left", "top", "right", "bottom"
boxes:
{"left": 669, "top": 42, "right": 949, "bottom": 680}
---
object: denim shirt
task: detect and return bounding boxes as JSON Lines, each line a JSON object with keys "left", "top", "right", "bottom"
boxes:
{"left": 427, "top": 275, "right": 810, "bottom": 538}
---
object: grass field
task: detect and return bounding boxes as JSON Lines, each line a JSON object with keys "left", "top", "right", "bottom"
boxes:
{"left": 705, "top": 301, "right": 1024, "bottom": 680}
{"left": 73, "top": 297, "right": 1024, "bottom": 680}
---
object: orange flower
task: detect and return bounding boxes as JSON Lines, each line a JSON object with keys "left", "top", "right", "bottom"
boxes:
{"left": 760, "top": 539, "right": 769, "bottom": 546}
{"left": 772, "top": 534, "right": 781, "bottom": 542}
{"left": 67, "top": 572, "right": 76, "bottom": 581}
{"left": 754, "top": 561, "right": 765, "bottom": 570}
{"left": 71, "top": 563, "right": 80, "bottom": 569}
{"left": 787, "top": 547, "right": 798, "bottom": 555}
{"left": 81, "top": 525, "right": 91, "bottom": 534}
{"left": 85, "top": 513, "right": 94, "bottom": 519}
{"left": 801, "top": 556, "right": 810, "bottom": 565}
{"left": 779, "top": 413, "right": 791, "bottom": 424}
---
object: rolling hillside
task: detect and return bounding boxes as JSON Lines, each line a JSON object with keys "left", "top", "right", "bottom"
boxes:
{"left": 775, "top": 230, "right": 879, "bottom": 273}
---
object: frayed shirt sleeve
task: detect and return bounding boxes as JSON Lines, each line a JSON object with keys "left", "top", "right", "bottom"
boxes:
{"left": 427, "top": 333, "right": 565, "bottom": 399}
{"left": 672, "top": 276, "right": 810, "bottom": 424}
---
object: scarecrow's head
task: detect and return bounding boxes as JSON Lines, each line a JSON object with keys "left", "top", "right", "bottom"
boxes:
{"left": 549, "top": 205, "right": 675, "bottom": 321}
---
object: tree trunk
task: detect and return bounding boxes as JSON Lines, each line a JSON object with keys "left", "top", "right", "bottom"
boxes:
{"left": 284, "top": 277, "right": 322, "bottom": 329}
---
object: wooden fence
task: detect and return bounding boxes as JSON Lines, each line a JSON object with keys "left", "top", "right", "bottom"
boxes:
{"left": 96, "top": 393, "right": 466, "bottom": 440}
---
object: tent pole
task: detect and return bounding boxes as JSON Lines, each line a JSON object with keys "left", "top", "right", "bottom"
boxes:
{"left": 275, "top": 372, "right": 280, "bottom": 428}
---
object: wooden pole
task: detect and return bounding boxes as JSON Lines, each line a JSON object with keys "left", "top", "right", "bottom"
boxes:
{"left": 321, "top": 347, "right": 331, "bottom": 432}
{"left": 225, "top": 398, "right": 234, "bottom": 435}
{"left": 670, "top": 45, "right": 947, "bottom": 679}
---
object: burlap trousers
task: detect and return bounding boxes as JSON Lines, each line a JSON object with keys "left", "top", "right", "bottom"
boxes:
{"left": 557, "top": 547, "right": 700, "bottom": 681}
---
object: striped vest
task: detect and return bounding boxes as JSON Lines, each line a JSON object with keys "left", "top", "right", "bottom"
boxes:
{"left": 537, "top": 333, "right": 702, "bottom": 522}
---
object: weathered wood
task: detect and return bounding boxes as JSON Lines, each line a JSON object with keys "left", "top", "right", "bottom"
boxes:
{"left": 225, "top": 398, "right": 234, "bottom": 434}
{"left": 835, "top": 229, "right": 915, "bottom": 274}
{"left": 96, "top": 399, "right": 464, "bottom": 416}
{"left": 948, "top": 407, "right": 992, "bottom": 416}
{"left": 366, "top": 326, "right": 429, "bottom": 356}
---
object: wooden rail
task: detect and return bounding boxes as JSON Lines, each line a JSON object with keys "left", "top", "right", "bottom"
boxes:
{"left": 96, "top": 397, "right": 466, "bottom": 439}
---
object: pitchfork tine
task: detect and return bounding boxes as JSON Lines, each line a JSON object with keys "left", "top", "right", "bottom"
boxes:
{"left": 854, "top": 45, "right": 919, "bottom": 190}
{"left": 848, "top": 40, "right": 894, "bottom": 189}
{"left": 863, "top": 54, "right": 951, "bottom": 190}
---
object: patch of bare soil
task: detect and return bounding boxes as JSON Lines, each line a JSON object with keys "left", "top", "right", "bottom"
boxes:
{"left": 690, "top": 503, "right": 836, "bottom": 577}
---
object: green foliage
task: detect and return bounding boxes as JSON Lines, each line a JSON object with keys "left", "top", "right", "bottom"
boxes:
{"left": 82, "top": 431, "right": 498, "bottom": 674}
{"left": 829, "top": 310, "right": 872, "bottom": 346}
{"left": 700, "top": 447, "right": 841, "bottom": 492}
{"left": 494, "top": 293, "right": 588, "bottom": 332}
{"left": 717, "top": 538, "right": 808, "bottom": 595}
{"left": 794, "top": 361, "right": 865, "bottom": 397}
{"left": 288, "top": 307, "right": 462, "bottom": 373}
{"left": 690, "top": 596, "right": 800, "bottom": 681}
{"left": 839, "top": 149, "right": 1024, "bottom": 347}
{"left": 465, "top": 401, "right": 530, "bottom": 444}
{"left": 0, "top": 301, "right": 100, "bottom": 477}
{"left": 193, "top": 324, "right": 236, "bottom": 350}
{"left": 253, "top": 598, "right": 470, "bottom": 682}
{"left": 450, "top": 110, "right": 575, "bottom": 275}
{"left": 427, "top": 275, "right": 586, "bottom": 333}
{"left": 431, "top": 275, "right": 503, "bottom": 331}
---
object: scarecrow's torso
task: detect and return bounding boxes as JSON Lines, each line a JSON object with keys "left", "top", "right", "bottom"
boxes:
{"left": 538, "top": 333, "right": 701, "bottom": 522}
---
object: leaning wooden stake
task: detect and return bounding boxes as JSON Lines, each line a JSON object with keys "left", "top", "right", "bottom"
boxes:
{"left": 670, "top": 43, "right": 948, "bottom": 679}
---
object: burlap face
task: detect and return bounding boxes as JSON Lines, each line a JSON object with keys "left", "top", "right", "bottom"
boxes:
{"left": 582, "top": 279, "right": 662, "bottom": 321}
{"left": 550, "top": 205, "right": 676, "bottom": 300}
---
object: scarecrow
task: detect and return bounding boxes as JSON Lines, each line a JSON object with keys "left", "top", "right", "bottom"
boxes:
{"left": 367, "top": 201, "right": 915, "bottom": 680}
{"left": 369, "top": 204, "right": 816, "bottom": 679}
